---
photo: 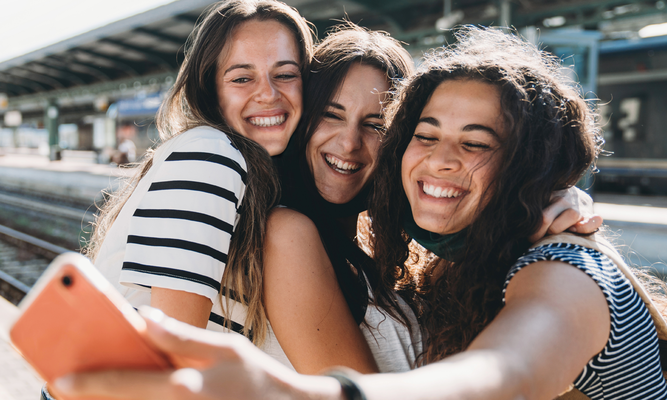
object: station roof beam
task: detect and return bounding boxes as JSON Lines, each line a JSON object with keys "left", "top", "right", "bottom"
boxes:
{"left": 69, "top": 49, "right": 142, "bottom": 78}
{"left": 43, "top": 56, "right": 113, "bottom": 83}
{"left": 21, "top": 63, "right": 88, "bottom": 87}
{"left": 97, "top": 38, "right": 177, "bottom": 72}
{"left": 0, "top": 72, "right": 48, "bottom": 94}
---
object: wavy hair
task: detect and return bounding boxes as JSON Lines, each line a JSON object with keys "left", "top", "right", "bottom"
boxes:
{"left": 87, "top": 0, "right": 314, "bottom": 345}
{"left": 369, "top": 26, "right": 602, "bottom": 364}
{"left": 277, "top": 24, "right": 416, "bottom": 327}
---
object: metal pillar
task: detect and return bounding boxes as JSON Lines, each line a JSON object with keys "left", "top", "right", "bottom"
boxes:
{"left": 45, "top": 100, "right": 61, "bottom": 161}
{"left": 500, "top": 0, "right": 511, "bottom": 29}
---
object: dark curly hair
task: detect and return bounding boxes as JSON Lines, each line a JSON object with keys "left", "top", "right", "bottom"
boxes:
{"left": 369, "top": 26, "right": 602, "bottom": 365}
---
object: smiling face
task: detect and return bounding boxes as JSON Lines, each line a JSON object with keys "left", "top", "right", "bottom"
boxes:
{"left": 216, "top": 19, "right": 302, "bottom": 156}
{"left": 306, "top": 63, "right": 389, "bottom": 204}
{"left": 401, "top": 79, "right": 505, "bottom": 235}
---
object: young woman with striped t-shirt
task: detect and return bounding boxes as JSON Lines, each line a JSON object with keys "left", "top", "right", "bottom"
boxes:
{"left": 86, "top": 0, "right": 313, "bottom": 360}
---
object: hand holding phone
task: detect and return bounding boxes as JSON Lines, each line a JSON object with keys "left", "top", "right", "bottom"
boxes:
{"left": 9, "top": 253, "right": 171, "bottom": 400}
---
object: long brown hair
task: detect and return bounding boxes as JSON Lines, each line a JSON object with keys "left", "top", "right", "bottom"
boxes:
{"left": 369, "top": 27, "right": 602, "bottom": 364}
{"left": 87, "top": 0, "right": 314, "bottom": 345}
{"left": 277, "top": 24, "right": 416, "bottom": 326}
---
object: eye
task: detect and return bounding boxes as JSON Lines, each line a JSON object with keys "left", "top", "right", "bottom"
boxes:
{"left": 365, "top": 123, "right": 386, "bottom": 133}
{"left": 462, "top": 141, "right": 492, "bottom": 151}
{"left": 323, "top": 111, "right": 342, "bottom": 121}
{"left": 275, "top": 73, "right": 298, "bottom": 81}
{"left": 413, "top": 133, "right": 437, "bottom": 143}
{"left": 231, "top": 77, "right": 250, "bottom": 84}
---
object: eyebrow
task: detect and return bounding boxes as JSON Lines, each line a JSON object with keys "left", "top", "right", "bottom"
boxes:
{"left": 463, "top": 124, "right": 499, "bottom": 138}
{"left": 417, "top": 117, "right": 498, "bottom": 138}
{"left": 326, "top": 102, "right": 383, "bottom": 119}
{"left": 224, "top": 60, "right": 300, "bottom": 75}
{"left": 417, "top": 116, "right": 440, "bottom": 127}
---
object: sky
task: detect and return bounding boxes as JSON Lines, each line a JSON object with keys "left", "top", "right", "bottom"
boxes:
{"left": 0, "top": 0, "right": 177, "bottom": 64}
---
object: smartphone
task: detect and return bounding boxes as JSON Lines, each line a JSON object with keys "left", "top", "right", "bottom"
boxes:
{"left": 9, "top": 252, "right": 172, "bottom": 400}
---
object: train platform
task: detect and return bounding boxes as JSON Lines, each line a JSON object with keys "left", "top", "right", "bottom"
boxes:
{"left": 0, "top": 149, "right": 133, "bottom": 204}
{"left": 0, "top": 296, "right": 43, "bottom": 400}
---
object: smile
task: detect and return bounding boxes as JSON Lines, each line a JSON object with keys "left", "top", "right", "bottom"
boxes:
{"left": 325, "top": 154, "right": 362, "bottom": 175}
{"left": 248, "top": 114, "right": 286, "bottom": 127}
{"left": 422, "top": 183, "right": 465, "bottom": 199}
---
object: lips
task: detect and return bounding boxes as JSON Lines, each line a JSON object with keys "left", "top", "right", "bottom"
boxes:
{"left": 421, "top": 182, "right": 466, "bottom": 199}
{"left": 248, "top": 114, "right": 286, "bottom": 127}
{"left": 325, "top": 154, "right": 362, "bottom": 175}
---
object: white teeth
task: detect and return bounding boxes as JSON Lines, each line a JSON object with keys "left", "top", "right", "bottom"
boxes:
{"left": 422, "top": 183, "right": 464, "bottom": 199}
{"left": 325, "top": 154, "right": 361, "bottom": 174}
{"left": 249, "top": 114, "right": 285, "bottom": 127}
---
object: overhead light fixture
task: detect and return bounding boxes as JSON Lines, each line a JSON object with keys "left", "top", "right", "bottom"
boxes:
{"left": 543, "top": 16, "right": 566, "bottom": 28}
{"left": 639, "top": 22, "right": 667, "bottom": 38}
{"left": 436, "top": 11, "right": 464, "bottom": 30}
{"left": 436, "top": 0, "right": 464, "bottom": 31}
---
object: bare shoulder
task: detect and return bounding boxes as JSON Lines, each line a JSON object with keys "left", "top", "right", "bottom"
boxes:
{"left": 266, "top": 207, "right": 320, "bottom": 241}
{"left": 264, "top": 208, "right": 330, "bottom": 273}
{"left": 504, "top": 259, "right": 610, "bottom": 350}
{"left": 506, "top": 259, "right": 605, "bottom": 307}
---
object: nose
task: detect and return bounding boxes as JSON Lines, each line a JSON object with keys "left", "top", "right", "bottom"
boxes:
{"left": 254, "top": 75, "right": 280, "bottom": 103}
{"left": 337, "top": 123, "right": 363, "bottom": 154}
{"left": 425, "top": 141, "right": 461, "bottom": 172}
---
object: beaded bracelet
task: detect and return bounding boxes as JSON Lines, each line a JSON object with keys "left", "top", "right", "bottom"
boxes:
{"left": 324, "top": 368, "right": 368, "bottom": 400}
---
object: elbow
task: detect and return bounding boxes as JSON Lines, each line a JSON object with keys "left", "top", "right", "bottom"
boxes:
{"left": 490, "top": 351, "right": 539, "bottom": 400}
{"left": 506, "top": 359, "right": 545, "bottom": 400}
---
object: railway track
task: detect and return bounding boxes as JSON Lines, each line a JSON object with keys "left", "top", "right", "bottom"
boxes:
{"left": 0, "top": 225, "right": 71, "bottom": 305}
{"left": 0, "top": 189, "right": 97, "bottom": 305}
{"left": 0, "top": 188, "right": 96, "bottom": 251}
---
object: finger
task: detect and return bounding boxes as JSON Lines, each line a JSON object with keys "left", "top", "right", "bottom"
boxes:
{"left": 529, "top": 199, "right": 569, "bottom": 243}
{"left": 53, "top": 370, "right": 177, "bottom": 400}
{"left": 569, "top": 215, "right": 603, "bottom": 234}
{"left": 547, "top": 208, "right": 581, "bottom": 235}
{"left": 528, "top": 222, "right": 550, "bottom": 244}
{"left": 140, "top": 307, "right": 246, "bottom": 365}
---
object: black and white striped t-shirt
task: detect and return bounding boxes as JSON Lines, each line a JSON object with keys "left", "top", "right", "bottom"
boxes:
{"left": 505, "top": 243, "right": 667, "bottom": 400}
{"left": 96, "top": 126, "right": 252, "bottom": 335}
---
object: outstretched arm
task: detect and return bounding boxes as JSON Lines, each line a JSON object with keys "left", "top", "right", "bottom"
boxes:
{"left": 263, "top": 208, "right": 378, "bottom": 374}
{"left": 54, "top": 308, "right": 345, "bottom": 400}
{"left": 55, "top": 261, "right": 610, "bottom": 400}
{"left": 357, "top": 260, "right": 610, "bottom": 400}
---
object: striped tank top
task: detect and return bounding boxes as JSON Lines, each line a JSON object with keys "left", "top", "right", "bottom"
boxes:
{"left": 505, "top": 243, "right": 667, "bottom": 399}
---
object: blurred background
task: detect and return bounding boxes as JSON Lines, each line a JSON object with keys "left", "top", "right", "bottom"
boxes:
{"left": 1, "top": 0, "right": 667, "bottom": 300}
{"left": 1, "top": 2, "right": 667, "bottom": 397}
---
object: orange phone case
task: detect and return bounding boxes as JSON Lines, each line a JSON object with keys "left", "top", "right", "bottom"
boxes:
{"left": 9, "top": 253, "right": 171, "bottom": 400}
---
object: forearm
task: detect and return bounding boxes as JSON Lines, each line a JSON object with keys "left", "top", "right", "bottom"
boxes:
{"left": 286, "top": 375, "right": 346, "bottom": 400}
{"left": 357, "top": 350, "right": 526, "bottom": 400}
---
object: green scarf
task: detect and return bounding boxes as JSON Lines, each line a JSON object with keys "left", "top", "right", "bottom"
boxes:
{"left": 402, "top": 210, "right": 467, "bottom": 262}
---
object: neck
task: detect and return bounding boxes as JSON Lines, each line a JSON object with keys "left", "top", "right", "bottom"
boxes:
{"left": 337, "top": 214, "right": 359, "bottom": 240}
{"left": 402, "top": 210, "right": 468, "bottom": 262}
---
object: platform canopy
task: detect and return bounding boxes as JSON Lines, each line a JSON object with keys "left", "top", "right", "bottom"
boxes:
{"left": 1, "top": 0, "right": 664, "bottom": 106}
